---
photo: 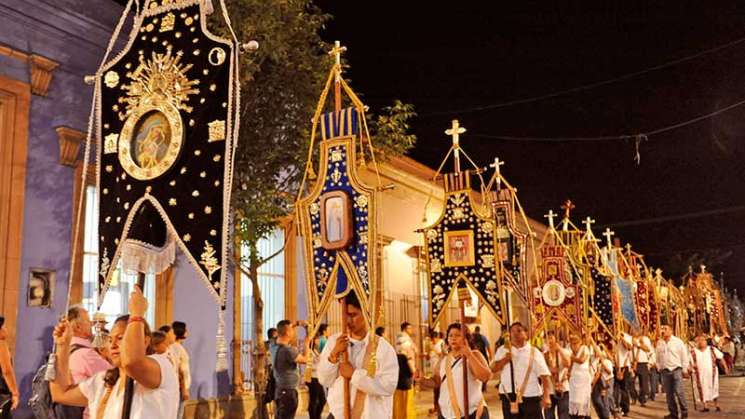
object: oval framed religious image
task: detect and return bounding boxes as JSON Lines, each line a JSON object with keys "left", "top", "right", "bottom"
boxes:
{"left": 320, "top": 190, "right": 353, "bottom": 250}
{"left": 542, "top": 279, "right": 567, "bottom": 307}
{"left": 118, "top": 97, "right": 184, "bottom": 181}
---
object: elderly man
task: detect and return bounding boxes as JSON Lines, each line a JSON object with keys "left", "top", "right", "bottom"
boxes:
{"left": 50, "top": 286, "right": 179, "bottom": 418}
{"left": 656, "top": 323, "right": 690, "bottom": 419}
{"left": 62, "top": 306, "right": 112, "bottom": 419}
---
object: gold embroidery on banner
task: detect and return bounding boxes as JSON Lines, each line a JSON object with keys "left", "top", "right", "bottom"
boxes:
{"left": 309, "top": 202, "right": 320, "bottom": 216}
{"left": 208, "top": 47, "right": 226, "bottom": 66}
{"left": 104, "top": 134, "right": 118, "bottom": 154}
{"left": 200, "top": 241, "right": 221, "bottom": 279}
{"left": 160, "top": 13, "right": 175, "bottom": 32}
{"left": 208, "top": 120, "right": 226, "bottom": 142}
{"left": 354, "top": 194, "right": 368, "bottom": 208}
{"left": 118, "top": 47, "right": 198, "bottom": 180}
{"left": 331, "top": 167, "right": 342, "bottom": 184}
{"left": 104, "top": 71, "right": 120, "bottom": 88}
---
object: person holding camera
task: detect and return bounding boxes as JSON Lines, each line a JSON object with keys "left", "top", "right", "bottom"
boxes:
{"left": 273, "top": 319, "right": 311, "bottom": 419}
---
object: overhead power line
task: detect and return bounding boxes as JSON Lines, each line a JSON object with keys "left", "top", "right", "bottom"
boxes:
{"left": 599, "top": 205, "right": 745, "bottom": 228}
{"left": 470, "top": 96, "right": 745, "bottom": 143}
{"left": 420, "top": 34, "right": 745, "bottom": 117}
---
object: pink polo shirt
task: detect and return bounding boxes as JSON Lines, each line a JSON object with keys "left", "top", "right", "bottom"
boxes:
{"left": 69, "top": 337, "right": 112, "bottom": 418}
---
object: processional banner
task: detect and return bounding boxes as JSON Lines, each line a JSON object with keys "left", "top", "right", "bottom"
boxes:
{"left": 604, "top": 249, "right": 640, "bottom": 330}
{"left": 96, "top": 0, "right": 237, "bottom": 308}
{"left": 424, "top": 172, "right": 505, "bottom": 326}
{"left": 297, "top": 107, "right": 378, "bottom": 332}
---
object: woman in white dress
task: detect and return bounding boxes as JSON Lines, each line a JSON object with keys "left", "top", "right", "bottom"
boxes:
{"left": 567, "top": 334, "right": 592, "bottom": 419}
{"left": 691, "top": 334, "right": 728, "bottom": 412}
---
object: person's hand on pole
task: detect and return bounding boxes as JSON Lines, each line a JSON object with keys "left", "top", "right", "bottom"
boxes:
{"left": 329, "top": 334, "right": 349, "bottom": 363}
{"left": 339, "top": 361, "right": 355, "bottom": 379}
{"left": 129, "top": 285, "right": 148, "bottom": 317}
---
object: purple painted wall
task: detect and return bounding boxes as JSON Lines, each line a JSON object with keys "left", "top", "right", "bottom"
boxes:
{"left": 172, "top": 252, "right": 233, "bottom": 399}
{"left": 0, "top": 2, "right": 120, "bottom": 415}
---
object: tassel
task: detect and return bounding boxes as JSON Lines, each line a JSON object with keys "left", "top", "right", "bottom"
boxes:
{"left": 215, "top": 309, "right": 228, "bottom": 372}
{"left": 44, "top": 352, "right": 57, "bottom": 381}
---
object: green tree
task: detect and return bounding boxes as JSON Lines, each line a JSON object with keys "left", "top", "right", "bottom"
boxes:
{"left": 215, "top": 1, "right": 416, "bottom": 414}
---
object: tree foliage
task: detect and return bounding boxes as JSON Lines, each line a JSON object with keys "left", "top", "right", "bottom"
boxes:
{"left": 215, "top": 0, "right": 417, "bottom": 260}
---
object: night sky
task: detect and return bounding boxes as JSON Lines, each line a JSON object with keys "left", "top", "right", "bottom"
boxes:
{"left": 109, "top": 1, "right": 745, "bottom": 288}
{"left": 316, "top": 1, "right": 745, "bottom": 288}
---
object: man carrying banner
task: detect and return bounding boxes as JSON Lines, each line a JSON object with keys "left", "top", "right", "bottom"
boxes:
{"left": 690, "top": 334, "right": 728, "bottom": 413}
{"left": 632, "top": 328, "right": 653, "bottom": 407}
{"left": 614, "top": 333, "right": 633, "bottom": 416}
{"left": 492, "top": 322, "right": 552, "bottom": 418}
{"left": 317, "top": 291, "right": 399, "bottom": 419}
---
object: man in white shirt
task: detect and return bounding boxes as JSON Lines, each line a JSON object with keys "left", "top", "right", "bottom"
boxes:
{"left": 50, "top": 286, "right": 179, "bottom": 419}
{"left": 632, "top": 328, "right": 653, "bottom": 407}
{"left": 317, "top": 291, "right": 399, "bottom": 419}
{"left": 614, "top": 333, "right": 633, "bottom": 416}
{"left": 542, "top": 331, "right": 570, "bottom": 419}
{"left": 656, "top": 323, "right": 690, "bottom": 419}
{"left": 491, "top": 322, "right": 551, "bottom": 418}
{"left": 648, "top": 334, "right": 659, "bottom": 401}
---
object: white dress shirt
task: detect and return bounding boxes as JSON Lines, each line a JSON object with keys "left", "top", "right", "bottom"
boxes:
{"left": 495, "top": 343, "right": 550, "bottom": 398}
{"left": 634, "top": 336, "right": 652, "bottom": 363}
{"left": 543, "top": 347, "right": 571, "bottom": 393}
{"left": 317, "top": 332, "right": 399, "bottom": 419}
{"left": 617, "top": 345, "right": 632, "bottom": 369}
{"left": 656, "top": 335, "right": 690, "bottom": 371}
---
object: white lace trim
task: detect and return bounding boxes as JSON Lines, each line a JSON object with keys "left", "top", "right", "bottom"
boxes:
{"left": 119, "top": 236, "right": 176, "bottom": 275}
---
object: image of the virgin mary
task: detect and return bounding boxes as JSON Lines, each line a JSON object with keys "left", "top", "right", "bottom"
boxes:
{"left": 134, "top": 114, "right": 169, "bottom": 169}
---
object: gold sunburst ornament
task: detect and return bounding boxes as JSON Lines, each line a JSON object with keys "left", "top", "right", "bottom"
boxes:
{"left": 117, "top": 47, "right": 199, "bottom": 180}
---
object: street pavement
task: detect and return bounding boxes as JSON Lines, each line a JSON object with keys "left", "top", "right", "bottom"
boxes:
{"left": 296, "top": 374, "right": 745, "bottom": 418}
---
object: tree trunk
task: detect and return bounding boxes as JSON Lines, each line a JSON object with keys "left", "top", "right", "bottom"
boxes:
{"left": 250, "top": 261, "right": 269, "bottom": 419}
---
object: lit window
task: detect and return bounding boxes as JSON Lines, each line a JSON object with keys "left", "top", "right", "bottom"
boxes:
{"left": 240, "top": 229, "right": 285, "bottom": 340}
{"left": 81, "top": 185, "right": 156, "bottom": 328}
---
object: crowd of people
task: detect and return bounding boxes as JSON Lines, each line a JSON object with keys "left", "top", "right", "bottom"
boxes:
{"left": 20, "top": 285, "right": 734, "bottom": 419}
{"left": 44, "top": 286, "right": 192, "bottom": 419}
{"left": 263, "top": 292, "right": 738, "bottom": 419}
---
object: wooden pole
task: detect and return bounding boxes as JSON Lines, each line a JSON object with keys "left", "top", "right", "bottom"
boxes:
{"left": 121, "top": 272, "right": 146, "bottom": 419}
{"left": 457, "top": 285, "right": 470, "bottom": 418}
{"left": 340, "top": 297, "right": 351, "bottom": 419}
{"left": 330, "top": 40, "right": 351, "bottom": 419}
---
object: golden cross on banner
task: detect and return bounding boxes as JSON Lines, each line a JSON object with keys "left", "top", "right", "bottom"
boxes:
{"left": 446, "top": 119, "right": 466, "bottom": 173}
{"left": 329, "top": 40, "right": 347, "bottom": 70}
{"left": 544, "top": 210, "right": 557, "bottom": 230}
{"left": 561, "top": 199, "right": 575, "bottom": 220}
{"left": 700, "top": 264, "right": 706, "bottom": 274}
{"left": 602, "top": 228, "right": 614, "bottom": 249}
{"left": 446, "top": 119, "right": 466, "bottom": 147}
{"left": 583, "top": 216, "right": 595, "bottom": 232}
{"left": 625, "top": 243, "right": 632, "bottom": 255}
{"left": 328, "top": 41, "right": 347, "bottom": 112}
{"left": 490, "top": 157, "right": 505, "bottom": 189}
